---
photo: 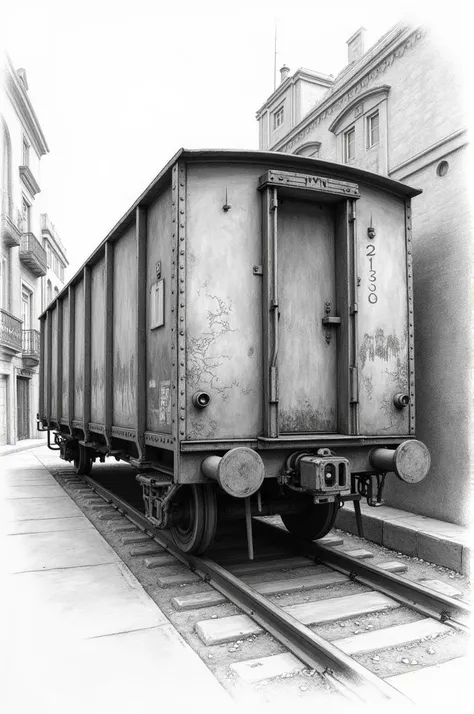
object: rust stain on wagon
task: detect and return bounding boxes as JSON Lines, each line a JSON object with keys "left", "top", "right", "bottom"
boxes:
{"left": 359, "top": 326, "right": 409, "bottom": 432}
{"left": 92, "top": 367, "right": 104, "bottom": 389}
{"left": 280, "top": 404, "right": 335, "bottom": 433}
{"left": 189, "top": 418, "right": 219, "bottom": 439}
{"left": 114, "top": 352, "right": 136, "bottom": 416}
{"left": 360, "top": 374, "right": 374, "bottom": 400}
{"left": 379, "top": 396, "right": 406, "bottom": 431}
{"left": 385, "top": 360, "right": 409, "bottom": 393}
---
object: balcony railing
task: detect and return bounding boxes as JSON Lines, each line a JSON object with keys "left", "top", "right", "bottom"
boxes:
{"left": 20, "top": 232, "right": 47, "bottom": 276}
{"left": 0, "top": 308, "right": 22, "bottom": 354}
{"left": 22, "top": 328, "right": 41, "bottom": 366}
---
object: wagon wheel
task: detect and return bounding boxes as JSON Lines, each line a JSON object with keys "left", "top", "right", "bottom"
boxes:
{"left": 74, "top": 445, "right": 93, "bottom": 476}
{"left": 171, "top": 484, "right": 218, "bottom": 554}
{"left": 281, "top": 499, "right": 338, "bottom": 540}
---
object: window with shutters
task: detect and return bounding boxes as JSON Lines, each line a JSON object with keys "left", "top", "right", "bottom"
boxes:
{"left": 21, "top": 285, "right": 32, "bottom": 329}
{"left": 21, "top": 196, "right": 31, "bottom": 233}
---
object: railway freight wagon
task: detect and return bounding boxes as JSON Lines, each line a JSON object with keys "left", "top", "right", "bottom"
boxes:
{"left": 39, "top": 149, "right": 430, "bottom": 554}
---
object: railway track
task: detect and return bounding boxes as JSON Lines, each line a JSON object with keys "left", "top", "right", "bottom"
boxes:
{"left": 51, "top": 464, "right": 470, "bottom": 706}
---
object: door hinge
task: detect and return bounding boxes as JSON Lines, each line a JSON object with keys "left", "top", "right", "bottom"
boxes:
{"left": 350, "top": 367, "right": 359, "bottom": 403}
{"left": 253, "top": 265, "right": 263, "bottom": 275}
{"left": 350, "top": 303, "right": 358, "bottom": 315}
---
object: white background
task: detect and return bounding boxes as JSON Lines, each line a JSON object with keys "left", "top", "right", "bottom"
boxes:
{"left": 1, "top": 0, "right": 468, "bottom": 278}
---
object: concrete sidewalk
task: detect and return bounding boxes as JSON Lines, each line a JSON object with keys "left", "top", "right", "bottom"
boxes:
{"left": 0, "top": 435, "right": 47, "bottom": 457}
{"left": 1, "top": 448, "right": 235, "bottom": 714}
{"left": 336, "top": 501, "right": 471, "bottom": 575}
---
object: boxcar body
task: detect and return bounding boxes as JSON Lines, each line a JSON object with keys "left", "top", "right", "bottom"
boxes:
{"left": 39, "top": 150, "right": 430, "bottom": 553}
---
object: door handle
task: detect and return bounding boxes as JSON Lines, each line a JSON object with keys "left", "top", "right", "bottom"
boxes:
{"left": 322, "top": 302, "right": 341, "bottom": 343}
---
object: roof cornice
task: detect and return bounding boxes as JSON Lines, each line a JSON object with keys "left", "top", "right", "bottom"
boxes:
{"left": 272, "top": 24, "right": 422, "bottom": 153}
{"left": 3, "top": 54, "right": 49, "bottom": 156}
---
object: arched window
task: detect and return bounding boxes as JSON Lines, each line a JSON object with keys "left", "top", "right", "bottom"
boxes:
{"left": 294, "top": 142, "right": 321, "bottom": 159}
{"left": 1, "top": 116, "right": 13, "bottom": 216}
{"left": 328, "top": 85, "right": 390, "bottom": 174}
{"left": 54, "top": 286, "right": 59, "bottom": 296}
{"left": 47, "top": 280, "right": 52, "bottom": 304}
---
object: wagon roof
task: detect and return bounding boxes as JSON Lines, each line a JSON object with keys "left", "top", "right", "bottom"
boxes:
{"left": 177, "top": 149, "right": 422, "bottom": 198}
{"left": 40, "top": 148, "right": 421, "bottom": 316}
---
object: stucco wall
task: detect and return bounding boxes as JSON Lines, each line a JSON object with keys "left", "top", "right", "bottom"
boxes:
{"left": 387, "top": 35, "right": 465, "bottom": 170}
{"left": 384, "top": 148, "right": 471, "bottom": 526}
{"left": 297, "top": 79, "right": 329, "bottom": 123}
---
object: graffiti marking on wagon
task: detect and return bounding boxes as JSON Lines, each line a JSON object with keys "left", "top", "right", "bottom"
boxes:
{"left": 359, "top": 328, "right": 401, "bottom": 368}
{"left": 159, "top": 380, "right": 171, "bottom": 425}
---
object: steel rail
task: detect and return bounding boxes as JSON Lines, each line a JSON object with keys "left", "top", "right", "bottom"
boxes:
{"left": 254, "top": 519, "right": 471, "bottom": 631}
{"left": 81, "top": 474, "right": 410, "bottom": 704}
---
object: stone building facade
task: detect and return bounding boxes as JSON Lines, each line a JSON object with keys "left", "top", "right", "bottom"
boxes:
{"left": 41, "top": 213, "right": 68, "bottom": 311}
{"left": 0, "top": 55, "right": 67, "bottom": 446}
{"left": 256, "top": 24, "right": 470, "bottom": 526}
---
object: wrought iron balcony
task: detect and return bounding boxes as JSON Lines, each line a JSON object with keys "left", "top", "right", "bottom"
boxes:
{"left": 0, "top": 308, "right": 22, "bottom": 355}
{"left": 20, "top": 232, "right": 47, "bottom": 276}
{"left": 22, "top": 328, "right": 41, "bottom": 367}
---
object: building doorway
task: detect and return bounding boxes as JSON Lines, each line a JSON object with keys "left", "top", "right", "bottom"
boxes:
{"left": 17, "top": 376, "right": 30, "bottom": 440}
{"left": 0, "top": 376, "right": 7, "bottom": 445}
